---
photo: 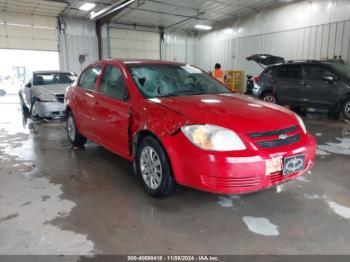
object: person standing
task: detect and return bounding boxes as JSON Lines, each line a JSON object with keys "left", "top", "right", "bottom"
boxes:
{"left": 213, "top": 63, "right": 225, "bottom": 83}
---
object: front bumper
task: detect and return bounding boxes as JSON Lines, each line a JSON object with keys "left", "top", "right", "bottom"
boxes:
{"left": 163, "top": 132, "right": 316, "bottom": 194}
{"left": 35, "top": 102, "right": 66, "bottom": 118}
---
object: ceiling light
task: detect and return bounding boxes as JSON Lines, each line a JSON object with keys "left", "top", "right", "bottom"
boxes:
{"left": 79, "top": 2, "right": 96, "bottom": 11}
{"left": 195, "top": 25, "right": 212, "bottom": 31}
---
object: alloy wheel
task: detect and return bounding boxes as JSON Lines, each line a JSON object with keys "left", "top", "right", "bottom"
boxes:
{"left": 140, "top": 146, "right": 162, "bottom": 190}
{"left": 67, "top": 115, "right": 76, "bottom": 142}
{"left": 345, "top": 102, "right": 350, "bottom": 118}
{"left": 263, "top": 95, "right": 276, "bottom": 103}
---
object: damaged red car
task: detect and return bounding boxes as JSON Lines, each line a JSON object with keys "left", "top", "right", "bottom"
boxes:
{"left": 65, "top": 60, "right": 316, "bottom": 197}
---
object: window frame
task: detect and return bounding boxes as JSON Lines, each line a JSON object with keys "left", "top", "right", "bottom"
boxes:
{"left": 302, "top": 64, "right": 336, "bottom": 82}
{"left": 98, "top": 63, "right": 129, "bottom": 102}
{"left": 272, "top": 64, "right": 302, "bottom": 80}
{"left": 78, "top": 65, "right": 102, "bottom": 92}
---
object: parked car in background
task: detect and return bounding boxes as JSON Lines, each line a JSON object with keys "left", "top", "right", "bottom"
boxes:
{"left": 65, "top": 59, "right": 316, "bottom": 198}
{"left": 19, "top": 70, "right": 76, "bottom": 118}
{"left": 248, "top": 54, "right": 350, "bottom": 120}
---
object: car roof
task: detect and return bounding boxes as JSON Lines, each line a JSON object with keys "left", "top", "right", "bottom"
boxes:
{"left": 33, "top": 70, "right": 74, "bottom": 74}
{"left": 91, "top": 59, "right": 187, "bottom": 67}
{"left": 265, "top": 60, "right": 330, "bottom": 69}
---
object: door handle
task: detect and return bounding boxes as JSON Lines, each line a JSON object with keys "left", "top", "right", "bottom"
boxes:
{"left": 270, "top": 80, "right": 277, "bottom": 84}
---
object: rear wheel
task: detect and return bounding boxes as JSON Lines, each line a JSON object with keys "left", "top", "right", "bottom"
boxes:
{"left": 67, "top": 111, "right": 87, "bottom": 147}
{"left": 342, "top": 98, "right": 350, "bottom": 121}
{"left": 261, "top": 92, "right": 276, "bottom": 103}
{"left": 136, "top": 136, "right": 176, "bottom": 198}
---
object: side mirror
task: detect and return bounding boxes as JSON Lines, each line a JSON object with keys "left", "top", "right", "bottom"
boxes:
{"left": 25, "top": 83, "right": 32, "bottom": 88}
{"left": 323, "top": 75, "right": 334, "bottom": 83}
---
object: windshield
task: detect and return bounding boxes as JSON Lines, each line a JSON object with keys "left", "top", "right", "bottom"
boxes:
{"left": 127, "top": 64, "right": 231, "bottom": 98}
{"left": 33, "top": 73, "right": 76, "bottom": 86}
{"left": 326, "top": 63, "right": 350, "bottom": 78}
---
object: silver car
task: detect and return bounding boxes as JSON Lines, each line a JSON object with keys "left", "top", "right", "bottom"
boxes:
{"left": 19, "top": 71, "right": 76, "bottom": 118}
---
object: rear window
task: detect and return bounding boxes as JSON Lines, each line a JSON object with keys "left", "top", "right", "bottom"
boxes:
{"left": 33, "top": 72, "right": 76, "bottom": 86}
{"left": 271, "top": 65, "right": 301, "bottom": 79}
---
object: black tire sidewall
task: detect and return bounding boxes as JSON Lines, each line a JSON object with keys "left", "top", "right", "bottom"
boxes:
{"left": 67, "top": 111, "right": 76, "bottom": 144}
{"left": 342, "top": 99, "right": 350, "bottom": 120}
{"left": 136, "top": 136, "right": 175, "bottom": 197}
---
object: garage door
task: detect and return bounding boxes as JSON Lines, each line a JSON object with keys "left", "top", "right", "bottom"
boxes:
{"left": 0, "top": 11, "right": 58, "bottom": 51}
{"left": 109, "top": 28, "right": 160, "bottom": 59}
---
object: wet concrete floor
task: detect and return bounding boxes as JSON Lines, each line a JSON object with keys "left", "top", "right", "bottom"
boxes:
{"left": 1, "top": 94, "right": 350, "bottom": 255}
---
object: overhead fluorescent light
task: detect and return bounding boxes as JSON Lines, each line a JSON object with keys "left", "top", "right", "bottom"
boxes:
{"left": 195, "top": 24, "right": 212, "bottom": 31}
{"left": 90, "top": 0, "right": 135, "bottom": 20}
{"left": 79, "top": 2, "right": 96, "bottom": 11}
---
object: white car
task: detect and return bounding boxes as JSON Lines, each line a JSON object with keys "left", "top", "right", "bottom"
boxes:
{"left": 19, "top": 70, "right": 76, "bottom": 118}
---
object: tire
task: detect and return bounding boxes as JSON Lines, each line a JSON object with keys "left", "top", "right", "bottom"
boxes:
{"left": 19, "top": 92, "right": 29, "bottom": 112}
{"left": 261, "top": 92, "right": 276, "bottom": 103}
{"left": 136, "top": 136, "right": 177, "bottom": 198}
{"left": 341, "top": 98, "right": 350, "bottom": 121}
{"left": 30, "top": 100, "right": 39, "bottom": 118}
{"left": 67, "top": 111, "right": 87, "bottom": 147}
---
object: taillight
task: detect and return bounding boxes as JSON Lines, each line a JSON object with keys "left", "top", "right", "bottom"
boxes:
{"left": 253, "top": 76, "right": 260, "bottom": 82}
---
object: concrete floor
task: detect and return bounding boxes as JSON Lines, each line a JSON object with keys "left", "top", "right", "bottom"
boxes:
{"left": 1, "top": 94, "right": 350, "bottom": 255}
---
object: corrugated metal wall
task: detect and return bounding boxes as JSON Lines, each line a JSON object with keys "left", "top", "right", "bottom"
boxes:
{"left": 231, "top": 20, "right": 350, "bottom": 76}
{"left": 59, "top": 17, "right": 99, "bottom": 74}
{"left": 109, "top": 27, "right": 160, "bottom": 59}
{"left": 164, "top": 0, "right": 350, "bottom": 79}
{"left": 161, "top": 31, "right": 196, "bottom": 65}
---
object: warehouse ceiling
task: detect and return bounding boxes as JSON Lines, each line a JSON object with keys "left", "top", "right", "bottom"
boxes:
{"left": 0, "top": 0, "right": 68, "bottom": 17}
{"left": 1, "top": 0, "right": 285, "bottom": 30}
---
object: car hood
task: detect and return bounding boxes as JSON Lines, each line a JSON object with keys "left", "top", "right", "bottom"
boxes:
{"left": 32, "top": 84, "right": 68, "bottom": 95}
{"left": 151, "top": 94, "right": 299, "bottom": 133}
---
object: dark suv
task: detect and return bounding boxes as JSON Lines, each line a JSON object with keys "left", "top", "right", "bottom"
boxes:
{"left": 248, "top": 54, "right": 350, "bottom": 120}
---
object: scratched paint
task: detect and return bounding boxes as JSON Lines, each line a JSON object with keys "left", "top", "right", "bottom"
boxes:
{"left": 242, "top": 216, "right": 279, "bottom": 236}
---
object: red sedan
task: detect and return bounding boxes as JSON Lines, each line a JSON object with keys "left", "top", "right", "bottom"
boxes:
{"left": 65, "top": 60, "right": 316, "bottom": 197}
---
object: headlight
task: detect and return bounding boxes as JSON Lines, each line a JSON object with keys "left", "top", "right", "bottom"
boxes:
{"left": 181, "top": 124, "right": 246, "bottom": 151}
{"left": 36, "top": 93, "right": 57, "bottom": 102}
{"left": 295, "top": 113, "right": 307, "bottom": 134}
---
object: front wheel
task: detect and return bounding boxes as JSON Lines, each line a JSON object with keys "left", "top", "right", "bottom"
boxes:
{"left": 19, "top": 92, "right": 29, "bottom": 112}
{"left": 136, "top": 136, "right": 177, "bottom": 198}
{"left": 67, "top": 111, "right": 87, "bottom": 147}
{"left": 261, "top": 92, "right": 276, "bottom": 103}
{"left": 342, "top": 98, "right": 350, "bottom": 121}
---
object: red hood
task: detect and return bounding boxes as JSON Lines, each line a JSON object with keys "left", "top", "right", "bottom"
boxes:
{"left": 149, "top": 94, "right": 299, "bottom": 134}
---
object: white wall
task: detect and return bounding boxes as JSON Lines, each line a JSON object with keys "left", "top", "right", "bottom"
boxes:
{"left": 59, "top": 17, "right": 99, "bottom": 74}
{"left": 164, "top": 0, "right": 350, "bottom": 78}
{"left": 161, "top": 31, "right": 196, "bottom": 65}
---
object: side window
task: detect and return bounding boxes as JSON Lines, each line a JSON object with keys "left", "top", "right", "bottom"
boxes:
{"left": 273, "top": 65, "right": 301, "bottom": 79}
{"left": 78, "top": 66, "right": 101, "bottom": 91}
{"left": 303, "top": 65, "right": 333, "bottom": 81}
{"left": 100, "top": 65, "right": 128, "bottom": 101}
{"left": 265, "top": 67, "right": 275, "bottom": 76}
